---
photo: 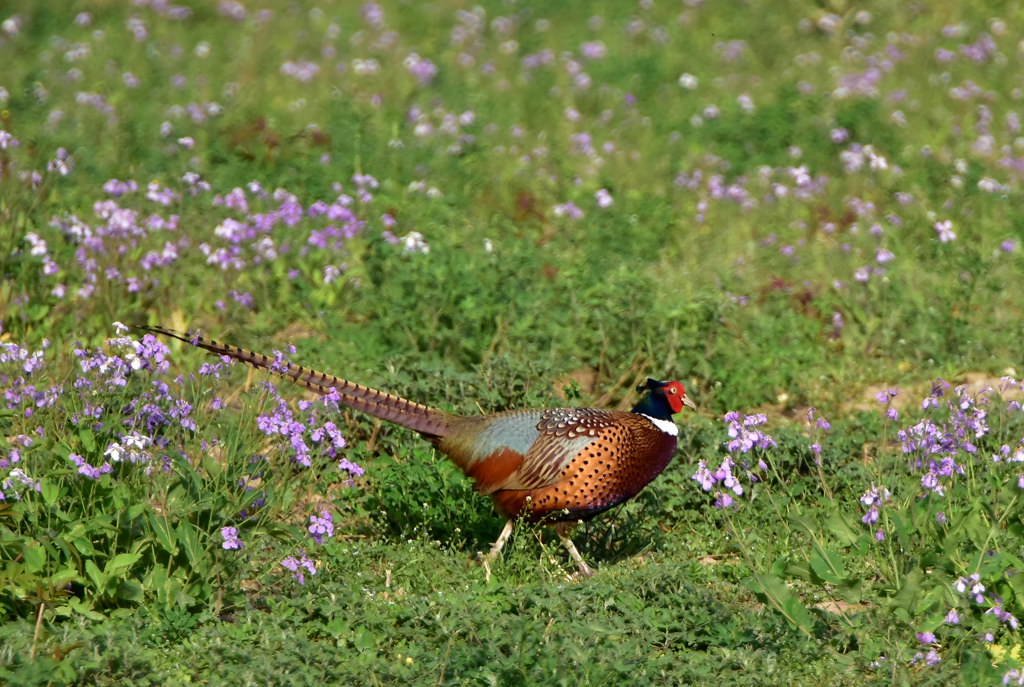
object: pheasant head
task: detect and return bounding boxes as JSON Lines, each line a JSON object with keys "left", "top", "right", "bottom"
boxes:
{"left": 631, "top": 378, "right": 696, "bottom": 420}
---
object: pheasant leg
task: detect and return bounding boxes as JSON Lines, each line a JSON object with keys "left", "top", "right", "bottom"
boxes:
{"left": 555, "top": 521, "right": 594, "bottom": 577}
{"left": 481, "top": 518, "right": 515, "bottom": 581}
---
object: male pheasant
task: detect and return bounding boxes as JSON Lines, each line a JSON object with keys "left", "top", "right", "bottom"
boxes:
{"left": 141, "top": 326, "right": 696, "bottom": 577}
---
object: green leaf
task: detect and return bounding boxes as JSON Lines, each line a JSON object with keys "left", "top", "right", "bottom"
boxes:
{"left": 39, "top": 477, "right": 60, "bottom": 506}
{"left": 148, "top": 510, "right": 179, "bottom": 555}
{"left": 825, "top": 510, "right": 861, "bottom": 546}
{"left": 70, "top": 535, "right": 98, "bottom": 556}
{"left": 887, "top": 569, "right": 924, "bottom": 615}
{"left": 78, "top": 428, "right": 96, "bottom": 453}
{"left": 48, "top": 568, "right": 79, "bottom": 590}
{"left": 964, "top": 508, "right": 993, "bottom": 546}
{"left": 353, "top": 627, "right": 376, "bottom": 652}
{"left": 21, "top": 542, "right": 46, "bottom": 574}
{"left": 1009, "top": 569, "right": 1024, "bottom": 602}
{"left": 809, "top": 547, "right": 846, "bottom": 584}
{"left": 202, "top": 451, "right": 223, "bottom": 478}
{"left": 177, "top": 521, "right": 204, "bottom": 566}
{"left": 84, "top": 559, "right": 105, "bottom": 590}
{"left": 784, "top": 558, "right": 813, "bottom": 582}
{"left": 744, "top": 573, "right": 815, "bottom": 636}
{"left": 105, "top": 552, "right": 142, "bottom": 577}
{"left": 117, "top": 579, "right": 144, "bottom": 602}
{"left": 788, "top": 514, "right": 822, "bottom": 539}
{"left": 67, "top": 596, "right": 104, "bottom": 621}
{"left": 837, "top": 578, "right": 863, "bottom": 604}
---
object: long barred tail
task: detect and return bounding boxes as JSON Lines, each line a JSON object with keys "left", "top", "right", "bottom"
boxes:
{"left": 138, "top": 325, "right": 454, "bottom": 438}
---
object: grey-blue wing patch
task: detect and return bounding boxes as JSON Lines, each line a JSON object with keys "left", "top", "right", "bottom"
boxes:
{"left": 511, "top": 408, "right": 619, "bottom": 488}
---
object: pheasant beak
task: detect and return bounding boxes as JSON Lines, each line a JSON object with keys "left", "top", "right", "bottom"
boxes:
{"left": 682, "top": 395, "right": 697, "bottom": 411}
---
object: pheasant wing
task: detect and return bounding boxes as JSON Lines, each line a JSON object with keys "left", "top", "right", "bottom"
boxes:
{"left": 445, "top": 408, "right": 622, "bottom": 494}
{"left": 511, "top": 408, "right": 622, "bottom": 489}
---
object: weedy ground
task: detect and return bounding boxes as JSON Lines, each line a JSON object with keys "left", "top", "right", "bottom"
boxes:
{"left": 1, "top": 1, "right": 1024, "bottom": 685}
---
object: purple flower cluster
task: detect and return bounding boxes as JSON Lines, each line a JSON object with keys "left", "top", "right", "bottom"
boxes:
{"left": 897, "top": 381, "right": 989, "bottom": 497}
{"left": 221, "top": 526, "right": 244, "bottom": 550}
{"left": 254, "top": 383, "right": 350, "bottom": 469}
{"left": 9, "top": 169, "right": 382, "bottom": 309}
{"left": 308, "top": 509, "right": 335, "bottom": 544}
{"left": 724, "top": 411, "right": 777, "bottom": 453}
{"left": 955, "top": 573, "right": 987, "bottom": 604}
{"left": 859, "top": 483, "right": 891, "bottom": 541}
{"left": 0, "top": 468, "right": 40, "bottom": 502}
{"left": 805, "top": 408, "right": 831, "bottom": 463}
{"left": 692, "top": 412, "right": 775, "bottom": 508}
{"left": 1, "top": 327, "right": 202, "bottom": 491}
{"left": 69, "top": 452, "right": 112, "bottom": 480}
{"left": 2, "top": 338, "right": 60, "bottom": 418}
{"left": 909, "top": 648, "right": 941, "bottom": 666}
{"left": 875, "top": 388, "right": 900, "bottom": 421}
{"left": 942, "top": 572, "right": 1022, "bottom": 652}
{"left": 281, "top": 552, "right": 317, "bottom": 584}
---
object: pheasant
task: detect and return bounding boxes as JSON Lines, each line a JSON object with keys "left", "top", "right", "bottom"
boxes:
{"left": 140, "top": 325, "right": 696, "bottom": 577}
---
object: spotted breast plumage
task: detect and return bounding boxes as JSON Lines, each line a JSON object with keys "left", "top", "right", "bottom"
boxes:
{"left": 140, "top": 325, "right": 696, "bottom": 577}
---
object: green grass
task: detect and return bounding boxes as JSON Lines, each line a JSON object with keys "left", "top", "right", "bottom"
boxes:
{"left": 2, "top": 1, "right": 1024, "bottom": 684}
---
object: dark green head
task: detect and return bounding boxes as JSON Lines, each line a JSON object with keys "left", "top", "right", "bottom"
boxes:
{"left": 631, "top": 378, "right": 696, "bottom": 420}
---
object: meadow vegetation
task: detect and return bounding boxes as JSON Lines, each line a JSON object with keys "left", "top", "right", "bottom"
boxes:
{"left": 2, "top": 1, "right": 1024, "bottom": 684}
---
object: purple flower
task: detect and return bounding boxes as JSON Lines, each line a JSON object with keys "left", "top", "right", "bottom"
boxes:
{"left": 580, "top": 41, "right": 607, "bottom": 60}
{"left": 934, "top": 220, "right": 956, "bottom": 243}
{"left": 221, "top": 526, "right": 244, "bottom": 550}
{"left": 280, "top": 60, "right": 320, "bottom": 83}
{"left": 0, "top": 130, "right": 19, "bottom": 151}
{"left": 954, "top": 574, "right": 986, "bottom": 603}
{"left": 723, "top": 412, "right": 776, "bottom": 453}
{"left": 281, "top": 552, "right": 317, "bottom": 584}
{"left": 68, "top": 452, "right": 111, "bottom": 479}
{"left": 945, "top": 608, "right": 959, "bottom": 624}
{"left": 552, "top": 202, "right": 584, "bottom": 221}
{"left": 338, "top": 458, "right": 364, "bottom": 477}
{"left": 692, "top": 461, "right": 715, "bottom": 491}
{"left": 404, "top": 53, "right": 438, "bottom": 85}
{"left": 859, "top": 484, "right": 891, "bottom": 527}
{"left": 987, "top": 603, "right": 1020, "bottom": 630}
{"left": 713, "top": 491, "right": 734, "bottom": 508}
{"left": 1004, "top": 669, "right": 1024, "bottom": 685}
{"left": 910, "top": 649, "right": 941, "bottom": 666}
{"left": 308, "top": 510, "right": 334, "bottom": 544}
{"left": 916, "top": 632, "right": 936, "bottom": 645}
{"left": 876, "top": 388, "right": 898, "bottom": 403}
